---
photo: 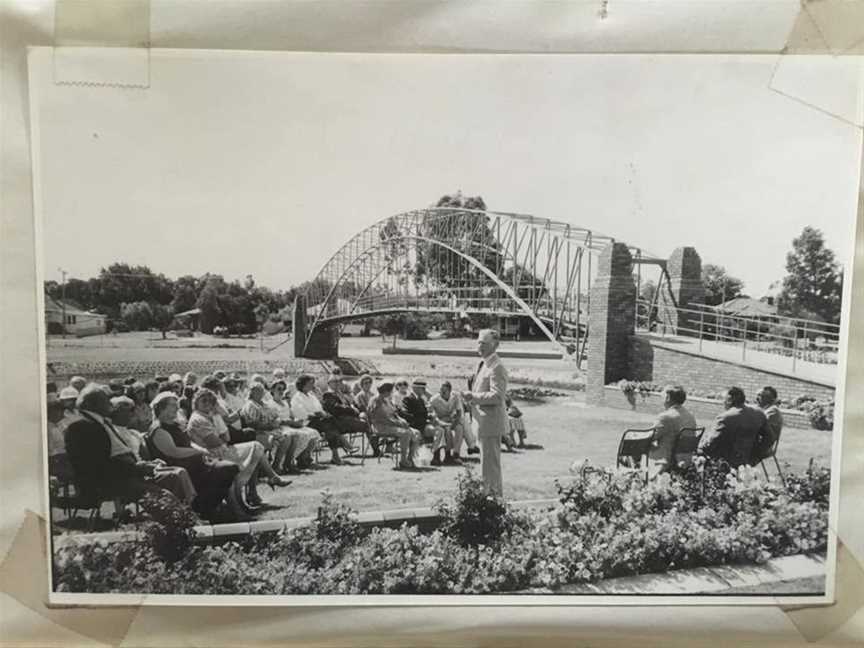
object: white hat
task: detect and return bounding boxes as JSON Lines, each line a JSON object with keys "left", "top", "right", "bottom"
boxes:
{"left": 168, "top": 373, "right": 182, "bottom": 383}
{"left": 59, "top": 386, "right": 79, "bottom": 400}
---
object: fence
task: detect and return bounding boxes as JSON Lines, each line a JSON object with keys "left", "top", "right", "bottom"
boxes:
{"left": 635, "top": 299, "right": 839, "bottom": 374}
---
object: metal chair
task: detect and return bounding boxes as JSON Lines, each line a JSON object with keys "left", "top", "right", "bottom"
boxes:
{"left": 616, "top": 427, "right": 656, "bottom": 483}
{"left": 759, "top": 434, "right": 787, "bottom": 487}
{"left": 672, "top": 426, "right": 705, "bottom": 469}
{"left": 368, "top": 423, "right": 401, "bottom": 467}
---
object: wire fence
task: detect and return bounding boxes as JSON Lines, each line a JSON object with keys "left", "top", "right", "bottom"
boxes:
{"left": 635, "top": 299, "right": 839, "bottom": 374}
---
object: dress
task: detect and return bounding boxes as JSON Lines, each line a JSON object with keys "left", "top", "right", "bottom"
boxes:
{"left": 186, "top": 410, "right": 262, "bottom": 483}
{"left": 268, "top": 398, "right": 319, "bottom": 460}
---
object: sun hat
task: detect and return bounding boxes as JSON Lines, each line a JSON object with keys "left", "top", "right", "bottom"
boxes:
{"left": 59, "top": 386, "right": 79, "bottom": 400}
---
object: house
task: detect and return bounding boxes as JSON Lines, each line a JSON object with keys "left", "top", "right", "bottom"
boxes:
{"left": 44, "top": 296, "right": 107, "bottom": 337}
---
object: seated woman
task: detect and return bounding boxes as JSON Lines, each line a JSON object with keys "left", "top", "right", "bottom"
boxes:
{"left": 147, "top": 392, "right": 242, "bottom": 522}
{"left": 367, "top": 382, "right": 421, "bottom": 469}
{"left": 291, "top": 374, "right": 350, "bottom": 465}
{"left": 186, "top": 388, "right": 291, "bottom": 516}
{"left": 239, "top": 383, "right": 293, "bottom": 469}
{"left": 267, "top": 380, "right": 319, "bottom": 473}
{"left": 110, "top": 395, "right": 196, "bottom": 506}
{"left": 126, "top": 381, "right": 153, "bottom": 434}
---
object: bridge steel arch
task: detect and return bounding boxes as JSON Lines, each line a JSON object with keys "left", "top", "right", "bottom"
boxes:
{"left": 294, "top": 207, "right": 669, "bottom": 365}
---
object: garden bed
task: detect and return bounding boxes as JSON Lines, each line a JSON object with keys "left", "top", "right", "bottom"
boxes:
{"left": 53, "top": 461, "right": 830, "bottom": 596}
{"left": 602, "top": 385, "right": 813, "bottom": 430}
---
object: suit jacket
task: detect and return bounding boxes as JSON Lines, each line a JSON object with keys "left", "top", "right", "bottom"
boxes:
{"left": 400, "top": 392, "right": 431, "bottom": 431}
{"left": 699, "top": 405, "right": 768, "bottom": 468}
{"left": 64, "top": 411, "right": 142, "bottom": 502}
{"left": 650, "top": 404, "right": 698, "bottom": 465}
{"left": 469, "top": 353, "right": 509, "bottom": 439}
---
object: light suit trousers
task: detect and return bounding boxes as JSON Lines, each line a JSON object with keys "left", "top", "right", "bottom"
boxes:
{"left": 479, "top": 435, "right": 503, "bottom": 496}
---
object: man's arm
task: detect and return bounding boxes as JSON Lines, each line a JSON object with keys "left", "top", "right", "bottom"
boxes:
{"left": 699, "top": 415, "right": 726, "bottom": 454}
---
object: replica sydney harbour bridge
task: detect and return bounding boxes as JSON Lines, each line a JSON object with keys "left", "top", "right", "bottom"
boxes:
{"left": 293, "top": 207, "right": 677, "bottom": 366}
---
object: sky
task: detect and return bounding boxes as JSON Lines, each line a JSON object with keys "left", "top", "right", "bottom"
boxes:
{"left": 30, "top": 50, "right": 862, "bottom": 298}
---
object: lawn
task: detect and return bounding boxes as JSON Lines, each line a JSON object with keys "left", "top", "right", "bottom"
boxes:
{"left": 253, "top": 392, "right": 832, "bottom": 520}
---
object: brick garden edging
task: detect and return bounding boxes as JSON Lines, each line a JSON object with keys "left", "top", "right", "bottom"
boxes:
{"left": 53, "top": 498, "right": 561, "bottom": 549}
{"left": 601, "top": 385, "right": 814, "bottom": 430}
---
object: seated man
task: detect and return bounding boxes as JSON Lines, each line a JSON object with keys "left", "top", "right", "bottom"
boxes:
{"left": 649, "top": 385, "right": 697, "bottom": 473}
{"left": 429, "top": 381, "right": 474, "bottom": 461}
{"left": 699, "top": 386, "right": 769, "bottom": 469}
{"left": 400, "top": 379, "right": 453, "bottom": 466}
{"left": 367, "top": 382, "right": 421, "bottom": 469}
{"left": 64, "top": 384, "right": 170, "bottom": 506}
{"left": 753, "top": 385, "right": 783, "bottom": 463}
{"left": 322, "top": 374, "right": 372, "bottom": 455}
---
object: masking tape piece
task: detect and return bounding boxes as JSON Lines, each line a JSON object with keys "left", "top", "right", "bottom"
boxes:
{"left": 54, "top": 0, "right": 150, "bottom": 87}
{"left": 0, "top": 511, "right": 141, "bottom": 646}
{"left": 803, "top": 0, "right": 864, "bottom": 54}
{"left": 768, "top": 54, "right": 864, "bottom": 128}
{"left": 782, "top": 4, "right": 833, "bottom": 54}
{"left": 781, "top": 542, "right": 864, "bottom": 642}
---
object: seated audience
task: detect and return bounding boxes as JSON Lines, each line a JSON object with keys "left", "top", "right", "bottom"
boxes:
{"left": 353, "top": 374, "right": 375, "bottom": 413}
{"left": 64, "top": 384, "right": 169, "bottom": 505}
{"left": 649, "top": 385, "right": 697, "bottom": 473}
{"left": 110, "top": 395, "right": 196, "bottom": 505}
{"left": 59, "top": 386, "right": 79, "bottom": 414}
{"left": 753, "top": 385, "right": 783, "bottom": 463}
{"left": 401, "top": 379, "right": 453, "bottom": 466}
{"left": 146, "top": 392, "right": 241, "bottom": 522}
{"left": 267, "top": 380, "right": 318, "bottom": 472}
{"left": 367, "top": 382, "right": 421, "bottom": 469}
{"left": 291, "top": 374, "right": 350, "bottom": 465}
{"left": 188, "top": 388, "right": 291, "bottom": 512}
{"left": 143, "top": 380, "right": 160, "bottom": 405}
{"left": 699, "top": 386, "right": 770, "bottom": 469}
{"left": 429, "top": 381, "right": 475, "bottom": 461}
{"left": 183, "top": 372, "right": 198, "bottom": 388}
{"left": 322, "top": 374, "right": 372, "bottom": 455}
{"left": 107, "top": 378, "right": 126, "bottom": 397}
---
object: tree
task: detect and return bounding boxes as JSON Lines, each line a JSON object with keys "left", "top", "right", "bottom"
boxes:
{"left": 415, "top": 192, "right": 503, "bottom": 292}
{"left": 151, "top": 303, "right": 175, "bottom": 339}
{"left": 120, "top": 301, "right": 154, "bottom": 331}
{"left": 777, "top": 227, "right": 843, "bottom": 324}
{"left": 702, "top": 264, "right": 744, "bottom": 306}
{"left": 171, "top": 275, "right": 200, "bottom": 314}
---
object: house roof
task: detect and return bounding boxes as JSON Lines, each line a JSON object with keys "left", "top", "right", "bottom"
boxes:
{"left": 44, "top": 296, "right": 106, "bottom": 318}
{"left": 714, "top": 297, "right": 778, "bottom": 317}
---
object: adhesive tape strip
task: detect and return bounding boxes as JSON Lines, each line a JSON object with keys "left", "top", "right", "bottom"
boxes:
{"left": 0, "top": 511, "right": 142, "bottom": 645}
{"left": 53, "top": 0, "right": 150, "bottom": 87}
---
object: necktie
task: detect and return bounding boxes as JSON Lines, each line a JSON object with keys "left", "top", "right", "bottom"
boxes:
{"left": 468, "top": 359, "right": 484, "bottom": 390}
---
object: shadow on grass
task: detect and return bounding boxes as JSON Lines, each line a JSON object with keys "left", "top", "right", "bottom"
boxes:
{"left": 518, "top": 443, "right": 545, "bottom": 451}
{"left": 392, "top": 466, "right": 439, "bottom": 473}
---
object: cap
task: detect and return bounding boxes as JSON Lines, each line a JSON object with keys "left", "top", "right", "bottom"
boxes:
{"left": 412, "top": 378, "right": 427, "bottom": 386}
{"left": 110, "top": 395, "right": 134, "bottom": 408}
{"left": 168, "top": 373, "right": 183, "bottom": 383}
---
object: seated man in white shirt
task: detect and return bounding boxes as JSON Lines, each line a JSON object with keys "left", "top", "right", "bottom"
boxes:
{"left": 428, "top": 381, "right": 477, "bottom": 461}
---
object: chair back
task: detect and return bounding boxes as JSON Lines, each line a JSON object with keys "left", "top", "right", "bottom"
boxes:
{"left": 616, "top": 427, "right": 656, "bottom": 469}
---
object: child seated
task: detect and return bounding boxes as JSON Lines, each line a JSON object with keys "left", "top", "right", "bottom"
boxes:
{"left": 506, "top": 396, "right": 526, "bottom": 449}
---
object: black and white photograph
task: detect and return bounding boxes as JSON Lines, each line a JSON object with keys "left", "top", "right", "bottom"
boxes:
{"left": 28, "top": 47, "right": 860, "bottom": 604}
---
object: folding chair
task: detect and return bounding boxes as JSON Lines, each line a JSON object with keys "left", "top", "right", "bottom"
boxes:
{"left": 759, "top": 434, "right": 787, "bottom": 488}
{"left": 369, "top": 424, "right": 401, "bottom": 467}
{"left": 672, "top": 427, "right": 705, "bottom": 470}
{"left": 616, "top": 427, "right": 656, "bottom": 483}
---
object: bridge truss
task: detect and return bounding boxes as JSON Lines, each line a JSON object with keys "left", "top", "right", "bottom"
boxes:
{"left": 299, "top": 207, "right": 671, "bottom": 366}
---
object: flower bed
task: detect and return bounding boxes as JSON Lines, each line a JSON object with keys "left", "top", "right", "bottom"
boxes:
{"left": 53, "top": 462, "right": 829, "bottom": 595}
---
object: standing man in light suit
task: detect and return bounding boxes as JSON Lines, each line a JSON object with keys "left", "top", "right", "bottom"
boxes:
{"left": 463, "top": 329, "right": 508, "bottom": 496}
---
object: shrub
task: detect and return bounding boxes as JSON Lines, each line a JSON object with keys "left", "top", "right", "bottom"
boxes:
{"left": 436, "top": 467, "right": 522, "bottom": 547}
{"left": 139, "top": 491, "right": 199, "bottom": 563}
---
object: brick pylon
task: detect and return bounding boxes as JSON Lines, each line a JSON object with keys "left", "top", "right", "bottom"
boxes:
{"left": 586, "top": 242, "right": 636, "bottom": 405}
{"left": 666, "top": 247, "right": 705, "bottom": 336}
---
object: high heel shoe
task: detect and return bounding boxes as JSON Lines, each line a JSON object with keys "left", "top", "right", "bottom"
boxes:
{"left": 267, "top": 476, "right": 293, "bottom": 490}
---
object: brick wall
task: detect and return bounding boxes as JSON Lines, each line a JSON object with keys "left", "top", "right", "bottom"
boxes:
{"left": 629, "top": 333, "right": 835, "bottom": 402}
{"left": 600, "top": 385, "right": 815, "bottom": 430}
{"left": 586, "top": 243, "right": 636, "bottom": 405}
